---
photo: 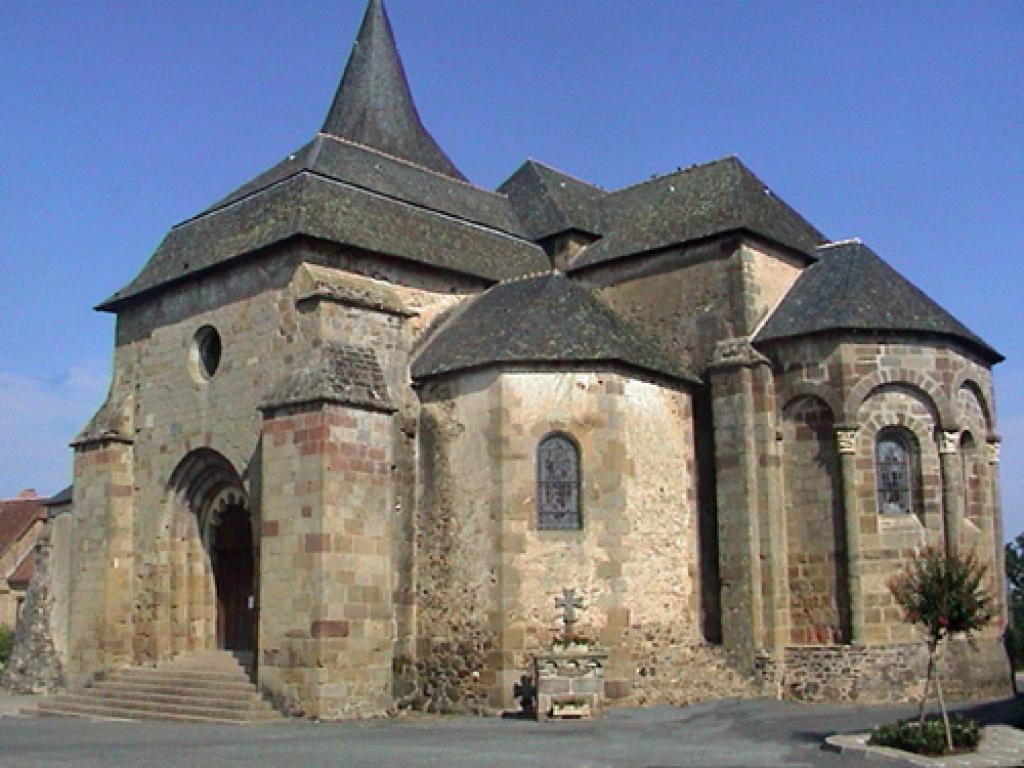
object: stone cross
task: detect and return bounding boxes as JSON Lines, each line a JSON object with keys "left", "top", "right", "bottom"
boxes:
{"left": 555, "top": 588, "right": 583, "bottom": 641}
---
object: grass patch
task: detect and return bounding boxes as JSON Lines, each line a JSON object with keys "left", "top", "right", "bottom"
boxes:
{"left": 869, "top": 716, "right": 980, "bottom": 756}
{"left": 0, "top": 625, "right": 13, "bottom": 669}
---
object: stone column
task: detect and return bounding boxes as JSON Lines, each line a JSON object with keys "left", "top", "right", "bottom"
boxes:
{"left": 986, "top": 437, "right": 1005, "bottom": 624}
{"left": 258, "top": 342, "right": 397, "bottom": 719}
{"left": 938, "top": 430, "right": 963, "bottom": 556}
{"left": 259, "top": 400, "right": 394, "bottom": 719}
{"left": 834, "top": 426, "right": 863, "bottom": 644}
{"left": 66, "top": 435, "right": 136, "bottom": 684}
{"left": 708, "top": 338, "right": 780, "bottom": 672}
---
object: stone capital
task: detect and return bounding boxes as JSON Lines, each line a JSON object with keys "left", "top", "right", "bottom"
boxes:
{"left": 986, "top": 438, "right": 1001, "bottom": 465}
{"left": 835, "top": 427, "right": 859, "bottom": 455}
{"left": 939, "top": 430, "right": 960, "bottom": 455}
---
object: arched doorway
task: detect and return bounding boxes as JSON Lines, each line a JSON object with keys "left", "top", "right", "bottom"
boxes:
{"left": 205, "top": 497, "right": 256, "bottom": 653}
{"left": 167, "top": 449, "right": 258, "bottom": 662}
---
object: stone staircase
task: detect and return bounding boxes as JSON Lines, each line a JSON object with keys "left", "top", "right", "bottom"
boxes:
{"left": 32, "top": 650, "right": 284, "bottom": 724}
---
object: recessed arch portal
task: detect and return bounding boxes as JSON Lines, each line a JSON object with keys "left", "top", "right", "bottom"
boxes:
{"left": 168, "top": 449, "right": 257, "bottom": 656}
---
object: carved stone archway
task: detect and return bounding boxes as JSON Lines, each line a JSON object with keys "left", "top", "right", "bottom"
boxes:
{"left": 167, "top": 449, "right": 257, "bottom": 660}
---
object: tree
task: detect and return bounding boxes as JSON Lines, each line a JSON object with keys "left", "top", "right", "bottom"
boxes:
{"left": 1004, "top": 534, "right": 1024, "bottom": 671}
{"left": 888, "top": 547, "right": 994, "bottom": 753}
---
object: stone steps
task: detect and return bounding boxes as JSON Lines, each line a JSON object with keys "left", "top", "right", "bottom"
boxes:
{"left": 30, "top": 650, "right": 284, "bottom": 724}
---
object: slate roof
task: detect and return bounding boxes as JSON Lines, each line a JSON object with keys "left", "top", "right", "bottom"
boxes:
{"left": 755, "top": 240, "right": 1002, "bottom": 362}
{"left": 498, "top": 161, "right": 606, "bottom": 240}
{"left": 412, "top": 273, "right": 697, "bottom": 383}
{"left": 568, "top": 157, "right": 826, "bottom": 271}
{"left": 43, "top": 486, "right": 73, "bottom": 518}
{"left": 0, "top": 497, "right": 46, "bottom": 562}
{"left": 43, "top": 486, "right": 72, "bottom": 508}
{"left": 262, "top": 343, "right": 395, "bottom": 413}
{"left": 98, "top": 1, "right": 547, "bottom": 312}
{"left": 322, "top": 0, "right": 465, "bottom": 180}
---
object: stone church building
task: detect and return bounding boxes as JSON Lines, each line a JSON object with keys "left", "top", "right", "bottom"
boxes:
{"left": 21, "top": 0, "right": 1009, "bottom": 717}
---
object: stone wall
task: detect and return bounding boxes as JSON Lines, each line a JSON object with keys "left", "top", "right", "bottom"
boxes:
{"left": 1, "top": 524, "right": 64, "bottom": 694}
{"left": 781, "top": 396, "right": 847, "bottom": 645}
{"left": 259, "top": 401, "right": 394, "bottom": 719}
{"left": 416, "top": 368, "right": 720, "bottom": 712}
{"left": 782, "top": 638, "right": 1010, "bottom": 703}
{"left": 66, "top": 438, "right": 135, "bottom": 685}
{"left": 760, "top": 335, "right": 1009, "bottom": 700}
{"left": 66, "top": 241, "right": 473, "bottom": 705}
{"left": 583, "top": 238, "right": 805, "bottom": 371}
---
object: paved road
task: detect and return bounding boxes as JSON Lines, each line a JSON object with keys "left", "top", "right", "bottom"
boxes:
{"left": 0, "top": 696, "right": 1020, "bottom": 768}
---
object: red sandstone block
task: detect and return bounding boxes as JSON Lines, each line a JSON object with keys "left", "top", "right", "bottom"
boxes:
{"left": 262, "top": 521, "right": 280, "bottom": 537}
{"left": 311, "top": 620, "right": 349, "bottom": 639}
{"left": 304, "top": 533, "right": 331, "bottom": 553}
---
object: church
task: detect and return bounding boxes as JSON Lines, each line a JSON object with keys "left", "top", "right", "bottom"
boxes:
{"left": 13, "top": 0, "right": 1009, "bottom": 718}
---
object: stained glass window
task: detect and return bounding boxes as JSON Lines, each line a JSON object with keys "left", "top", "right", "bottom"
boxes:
{"left": 537, "top": 434, "right": 581, "bottom": 530}
{"left": 876, "top": 429, "right": 915, "bottom": 515}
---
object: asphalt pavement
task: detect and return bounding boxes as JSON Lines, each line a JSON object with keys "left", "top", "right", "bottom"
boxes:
{"left": 1, "top": 694, "right": 1021, "bottom": 768}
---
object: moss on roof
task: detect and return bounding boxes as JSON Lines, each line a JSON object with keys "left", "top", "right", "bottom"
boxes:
{"left": 755, "top": 240, "right": 1002, "bottom": 362}
{"left": 412, "top": 272, "right": 697, "bottom": 382}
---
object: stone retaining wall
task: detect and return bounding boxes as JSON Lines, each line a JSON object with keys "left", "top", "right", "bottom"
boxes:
{"left": 782, "top": 639, "right": 1011, "bottom": 703}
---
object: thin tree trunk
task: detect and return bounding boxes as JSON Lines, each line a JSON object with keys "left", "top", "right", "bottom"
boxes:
{"left": 918, "top": 642, "right": 936, "bottom": 725}
{"left": 935, "top": 653, "right": 954, "bottom": 754}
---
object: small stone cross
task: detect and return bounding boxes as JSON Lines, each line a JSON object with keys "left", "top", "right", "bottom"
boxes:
{"left": 555, "top": 588, "right": 584, "bottom": 641}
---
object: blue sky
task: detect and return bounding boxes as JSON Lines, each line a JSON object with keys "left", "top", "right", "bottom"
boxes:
{"left": 2, "top": 2, "right": 1022, "bottom": 534}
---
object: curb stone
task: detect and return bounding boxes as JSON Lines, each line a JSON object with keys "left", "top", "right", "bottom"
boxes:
{"left": 825, "top": 725, "right": 1024, "bottom": 767}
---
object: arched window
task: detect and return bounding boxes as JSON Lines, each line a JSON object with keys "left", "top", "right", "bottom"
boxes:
{"left": 537, "top": 434, "right": 582, "bottom": 530}
{"left": 875, "top": 428, "right": 918, "bottom": 515}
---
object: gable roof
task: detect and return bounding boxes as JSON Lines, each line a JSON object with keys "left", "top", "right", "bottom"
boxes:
{"left": 412, "top": 272, "right": 697, "bottom": 383}
{"left": 498, "top": 160, "right": 606, "bottom": 240}
{"left": 755, "top": 240, "right": 1002, "bottom": 362}
{"left": 568, "top": 156, "right": 826, "bottom": 271}
{"left": 0, "top": 497, "right": 46, "bottom": 560}
{"left": 321, "top": 0, "right": 465, "bottom": 181}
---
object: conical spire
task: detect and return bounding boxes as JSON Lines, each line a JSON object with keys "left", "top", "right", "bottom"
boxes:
{"left": 322, "top": 0, "right": 466, "bottom": 180}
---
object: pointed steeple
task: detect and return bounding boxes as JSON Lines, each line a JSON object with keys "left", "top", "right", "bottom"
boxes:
{"left": 321, "top": 0, "right": 466, "bottom": 181}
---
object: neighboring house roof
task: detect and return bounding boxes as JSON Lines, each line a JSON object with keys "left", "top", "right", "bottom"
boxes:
{"left": 568, "top": 156, "right": 826, "bottom": 271}
{"left": 0, "top": 496, "right": 46, "bottom": 565}
{"left": 755, "top": 240, "right": 1002, "bottom": 362}
{"left": 499, "top": 160, "right": 606, "bottom": 241}
{"left": 7, "top": 551, "right": 34, "bottom": 591}
{"left": 412, "top": 272, "right": 698, "bottom": 383}
{"left": 98, "top": 0, "right": 547, "bottom": 312}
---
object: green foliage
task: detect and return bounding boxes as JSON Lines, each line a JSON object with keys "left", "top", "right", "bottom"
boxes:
{"left": 888, "top": 546, "right": 993, "bottom": 646}
{"left": 869, "top": 716, "right": 980, "bottom": 756}
{"left": 0, "top": 625, "right": 14, "bottom": 668}
{"left": 1005, "top": 534, "right": 1024, "bottom": 669}
{"left": 887, "top": 547, "right": 994, "bottom": 753}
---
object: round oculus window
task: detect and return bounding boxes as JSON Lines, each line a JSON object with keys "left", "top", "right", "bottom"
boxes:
{"left": 191, "top": 326, "right": 222, "bottom": 381}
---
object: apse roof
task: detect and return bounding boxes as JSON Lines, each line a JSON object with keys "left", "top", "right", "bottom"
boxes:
{"left": 755, "top": 240, "right": 1002, "bottom": 362}
{"left": 411, "top": 272, "right": 697, "bottom": 383}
